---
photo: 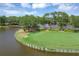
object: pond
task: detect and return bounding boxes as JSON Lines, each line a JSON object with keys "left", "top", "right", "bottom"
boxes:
{"left": 0, "top": 27, "right": 79, "bottom": 56}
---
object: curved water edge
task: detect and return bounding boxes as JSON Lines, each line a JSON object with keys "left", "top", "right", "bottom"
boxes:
{"left": 15, "top": 29, "right": 79, "bottom": 53}
{"left": 0, "top": 28, "right": 79, "bottom": 55}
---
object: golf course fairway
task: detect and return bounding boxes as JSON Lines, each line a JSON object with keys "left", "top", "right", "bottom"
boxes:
{"left": 15, "top": 30, "right": 79, "bottom": 53}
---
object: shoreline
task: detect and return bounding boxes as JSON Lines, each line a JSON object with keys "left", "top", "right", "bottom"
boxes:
{"left": 15, "top": 29, "right": 79, "bottom": 53}
{"left": 0, "top": 25, "right": 23, "bottom": 28}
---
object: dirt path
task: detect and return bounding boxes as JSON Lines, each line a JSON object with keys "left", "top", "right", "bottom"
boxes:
{"left": 17, "top": 29, "right": 29, "bottom": 39}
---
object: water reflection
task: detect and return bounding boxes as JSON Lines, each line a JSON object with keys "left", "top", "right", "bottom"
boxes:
{"left": 0, "top": 27, "right": 6, "bottom": 31}
{"left": 0, "top": 28, "right": 79, "bottom": 56}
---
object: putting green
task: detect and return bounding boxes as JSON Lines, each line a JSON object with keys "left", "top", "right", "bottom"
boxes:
{"left": 16, "top": 31, "right": 79, "bottom": 50}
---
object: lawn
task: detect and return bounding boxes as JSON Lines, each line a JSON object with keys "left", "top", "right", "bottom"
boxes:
{"left": 17, "top": 31, "right": 79, "bottom": 50}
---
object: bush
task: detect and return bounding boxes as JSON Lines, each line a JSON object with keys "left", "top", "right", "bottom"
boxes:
{"left": 73, "top": 30, "right": 79, "bottom": 32}
{"left": 50, "top": 28, "right": 60, "bottom": 32}
{"left": 64, "top": 29, "right": 73, "bottom": 32}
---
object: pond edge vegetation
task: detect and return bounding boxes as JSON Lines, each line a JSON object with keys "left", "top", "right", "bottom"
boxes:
{"left": 14, "top": 11, "right": 79, "bottom": 53}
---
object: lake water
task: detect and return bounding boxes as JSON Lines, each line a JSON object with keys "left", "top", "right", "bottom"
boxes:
{"left": 0, "top": 27, "right": 79, "bottom": 56}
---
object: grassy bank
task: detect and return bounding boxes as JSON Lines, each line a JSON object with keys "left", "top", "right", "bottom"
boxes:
{"left": 0, "top": 26, "right": 7, "bottom": 28}
{"left": 15, "top": 29, "right": 79, "bottom": 52}
{"left": 15, "top": 29, "right": 28, "bottom": 45}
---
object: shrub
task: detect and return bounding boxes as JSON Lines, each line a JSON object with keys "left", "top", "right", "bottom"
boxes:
{"left": 64, "top": 29, "right": 73, "bottom": 32}
{"left": 50, "top": 28, "right": 60, "bottom": 32}
{"left": 73, "top": 30, "right": 79, "bottom": 32}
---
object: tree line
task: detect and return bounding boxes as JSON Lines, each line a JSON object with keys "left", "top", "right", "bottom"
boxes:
{"left": 0, "top": 12, "right": 79, "bottom": 31}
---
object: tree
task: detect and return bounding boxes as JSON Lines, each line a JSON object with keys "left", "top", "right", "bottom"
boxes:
{"left": 19, "top": 15, "right": 38, "bottom": 31}
{"left": 52, "top": 12, "right": 69, "bottom": 30}
{"left": 0, "top": 16, "right": 6, "bottom": 26}
{"left": 44, "top": 12, "right": 69, "bottom": 30}
{"left": 43, "top": 13, "right": 53, "bottom": 24}
{"left": 70, "top": 15, "right": 79, "bottom": 27}
{"left": 7, "top": 16, "right": 19, "bottom": 25}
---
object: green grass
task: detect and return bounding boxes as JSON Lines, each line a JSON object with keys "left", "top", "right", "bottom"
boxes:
{"left": 0, "top": 26, "right": 8, "bottom": 28}
{"left": 17, "top": 31, "right": 79, "bottom": 50}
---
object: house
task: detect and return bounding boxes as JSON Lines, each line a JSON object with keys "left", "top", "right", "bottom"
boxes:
{"left": 43, "top": 24, "right": 50, "bottom": 30}
{"left": 63, "top": 24, "right": 74, "bottom": 30}
{"left": 50, "top": 24, "right": 59, "bottom": 30}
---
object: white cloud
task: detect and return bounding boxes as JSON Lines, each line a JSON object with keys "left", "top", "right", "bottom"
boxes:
{"left": 3, "top": 9, "right": 37, "bottom": 16}
{"left": 32, "top": 3, "right": 48, "bottom": 9}
{"left": 21, "top": 3, "right": 31, "bottom": 8}
{"left": 4, "top": 10, "right": 19, "bottom": 14}
{"left": 55, "top": 4, "right": 78, "bottom": 11}
{"left": 52, "top": 3, "right": 61, "bottom": 6}
{"left": 58, "top": 4, "right": 72, "bottom": 11}
{"left": 73, "top": 6, "right": 78, "bottom": 10}
{"left": 5, "top": 3, "right": 15, "bottom": 8}
{"left": 0, "top": 3, "right": 37, "bottom": 16}
{"left": 0, "top": 3, "right": 16, "bottom": 10}
{"left": 24, "top": 11, "right": 37, "bottom": 15}
{"left": 3, "top": 9, "right": 20, "bottom": 16}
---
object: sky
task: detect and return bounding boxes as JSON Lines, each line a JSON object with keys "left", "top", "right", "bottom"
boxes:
{"left": 0, "top": 3, "right": 79, "bottom": 16}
